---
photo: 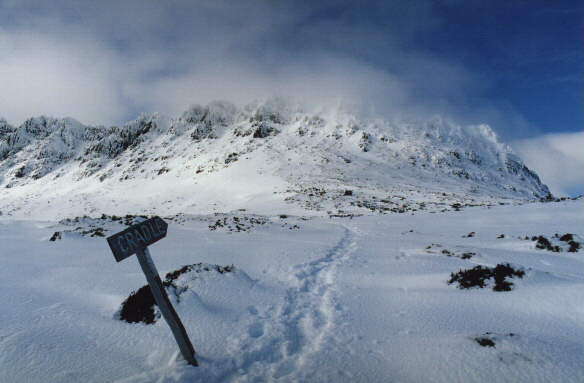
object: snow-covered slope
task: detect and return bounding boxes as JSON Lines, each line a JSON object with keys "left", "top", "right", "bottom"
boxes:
{"left": 1, "top": 200, "right": 582, "bottom": 382}
{"left": 0, "top": 100, "right": 550, "bottom": 220}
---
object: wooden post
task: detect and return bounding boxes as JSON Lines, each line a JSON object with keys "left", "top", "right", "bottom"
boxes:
{"left": 135, "top": 247, "right": 198, "bottom": 366}
{"left": 106, "top": 216, "right": 198, "bottom": 366}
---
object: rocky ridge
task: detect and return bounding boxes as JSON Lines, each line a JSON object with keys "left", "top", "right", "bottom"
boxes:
{"left": 0, "top": 100, "right": 550, "bottom": 219}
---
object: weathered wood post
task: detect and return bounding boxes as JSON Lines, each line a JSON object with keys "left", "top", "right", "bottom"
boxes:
{"left": 106, "top": 216, "right": 198, "bottom": 366}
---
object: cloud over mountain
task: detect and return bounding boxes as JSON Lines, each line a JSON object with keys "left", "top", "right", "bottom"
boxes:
{"left": 513, "top": 132, "right": 584, "bottom": 196}
{"left": 0, "top": 1, "right": 494, "bottom": 128}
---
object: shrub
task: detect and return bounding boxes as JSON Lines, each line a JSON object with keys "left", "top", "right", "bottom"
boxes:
{"left": 448, "top": 263, "right": 525, "bottom": 291}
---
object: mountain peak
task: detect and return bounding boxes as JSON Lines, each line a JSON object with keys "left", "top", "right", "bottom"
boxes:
{"left": 0, "top": 101, "right": 550, "bottom": 219}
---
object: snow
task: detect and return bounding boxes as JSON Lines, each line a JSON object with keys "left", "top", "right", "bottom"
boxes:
{"left": 0, "top": 101, "right": 550, "bottom": 221}
{"left": 0, "top": 200, "right": 582, "bottom": 382}
{"left": 0, "top": 100, "right": 578, "bottom": 381}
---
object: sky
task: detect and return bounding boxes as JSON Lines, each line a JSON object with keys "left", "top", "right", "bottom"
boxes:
{"left": 0, "top": 0, "right": 582, "bottom": 195}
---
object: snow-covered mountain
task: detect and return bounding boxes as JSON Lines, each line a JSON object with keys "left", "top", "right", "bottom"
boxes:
{"left": 0, "top": 100, "right": 550, "bottom": 219}
{"left": 1, "top": 101, "right": 582, "bottom": 383}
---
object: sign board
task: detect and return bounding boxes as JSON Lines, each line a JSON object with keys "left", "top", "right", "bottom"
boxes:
{"left": 107, "top": 216, "right": 168, "bottom": 262}
{"left": 106, "top": 216, "right": 198, "bottom": 366}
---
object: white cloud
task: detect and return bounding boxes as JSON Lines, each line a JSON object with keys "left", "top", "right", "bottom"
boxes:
{"left": 124, "top": 54, "right": 413, "bottom": 120}
{"left": 0, "top": 0, "right": 563, "bottom": 142}
{"left": 0, "top": 1, "right": 481, "bottom": 127}
{"left": 513, "top": 132, "right": 584, "bottom": 197}
{"left": 0, "top": 30, "right": 128, "bottom": 126}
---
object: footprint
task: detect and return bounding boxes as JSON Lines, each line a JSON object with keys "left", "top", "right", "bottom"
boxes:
{"left": 248, "top": 322, "right": 264, "bottom": 338}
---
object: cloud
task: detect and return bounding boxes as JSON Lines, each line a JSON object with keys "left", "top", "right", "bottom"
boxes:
{"left": 0, "top": 0, "right": 572, "bottom": 142}
{"left": 2, "top": 1, "right": 580, "bottom": 201}
{"left": 125, "top": 53, "right": 416, "bottom": 119}
{"left": 0, "top": 0, "right": 479, "bottom": 127}
{"left": 0, "top": 30, "right": 130, "bottom": 125}
{"left": 513, "top": 132, "right": 584, "bottom": 196}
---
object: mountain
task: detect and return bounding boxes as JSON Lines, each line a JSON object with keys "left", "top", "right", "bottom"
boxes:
{"left": 0, "top": 100, "right": 550, "bottom": 220}
{"left": 2, "top": 102, "right": 582, "bottom": 383}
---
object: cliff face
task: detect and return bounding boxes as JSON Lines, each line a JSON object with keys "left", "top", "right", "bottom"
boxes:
{"left": 0, "top": 100, "right": 550, "bottom": 219}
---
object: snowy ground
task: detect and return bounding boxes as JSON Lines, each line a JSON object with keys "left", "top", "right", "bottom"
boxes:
{"left": 0, "top": 200, "right": 582, "bottom": 382}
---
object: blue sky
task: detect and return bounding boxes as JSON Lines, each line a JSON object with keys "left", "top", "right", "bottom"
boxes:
{"left": 425, "top": 1, "right": 583, "bottom": 137}
{"left": 0, "top": 0, "right": 582, "bottom": 194}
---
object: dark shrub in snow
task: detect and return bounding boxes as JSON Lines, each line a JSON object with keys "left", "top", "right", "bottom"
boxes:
{"left": 460, "top": 252, "right": 475, "bottom": 259}
{"left": 119, "top": 285, "right": 157, "bottom": 324}
{"left": 568, "top": 241, "right": 581, "bottom": 252}
{"left": 163, "top": 263, "right": 233, "bottom": 288}
{"left": 448, "top": 265, "right": 492, "bottom": 289}
{"left": 523, "top": 233, "right": 582, "bottom": 253}
{"left": 49, "top": 231, "right": 62, "bottom": 241}
{"left": 448, "top": 263, "right": 525, "bottom": 291}
{"left": 473, "top": 332, "right": 516, "bottom": 348}
{"left": 118, "top": 263, "right": 234, "bottom": 324}
{"left": 532, "top": 236, "right": 561, "bottom": 252}
{"left": 559, "top": 233, "right": 573, "bottom": 242}
{"left": 475, "top": 337, "right": 495, "bottom": 347}
{"left": 556, "top": 233, "right": 581, "bottom": 252}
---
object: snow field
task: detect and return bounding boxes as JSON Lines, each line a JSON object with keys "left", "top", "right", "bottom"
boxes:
{"left": 0, "top": 200, "right": 582, "bottom": 382}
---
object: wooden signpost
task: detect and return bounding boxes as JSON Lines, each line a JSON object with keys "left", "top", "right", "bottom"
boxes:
{"left": 106, "top": 216, "right": 198, "bottom": 366}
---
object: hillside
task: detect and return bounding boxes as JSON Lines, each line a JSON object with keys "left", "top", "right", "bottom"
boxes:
{"left": 0, "top": 100, "right": 550, "bottom": 220}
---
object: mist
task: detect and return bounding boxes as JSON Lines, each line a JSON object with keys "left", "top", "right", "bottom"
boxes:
{"left": 0, "top": 0, "right": 502, "bottom": 129}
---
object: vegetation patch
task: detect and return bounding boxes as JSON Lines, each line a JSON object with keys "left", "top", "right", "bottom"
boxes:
{"left": 281, "top": 184, "right": 491, "bottom": 216}
{"left": 118, "top": 285, "right": 158, "bottom": 324}
{"left": 163, "top": 263, "right": 234, "bottom": 289}
{"left": 224, "top": 152, "right": 239, "bottom": 164}
{"left": 118, "top": 263, "right": 235, "bottom": 324}
{"left": 473, "top": 332, "right": 517, "bottom": 348}
{"left": 448, "top": 263, "right": 525, "bottom": 291}
{"left": 475, "top": 337, "right": 496, "bottom": 347}
{"left": 556, "top": 233, "right": 582, "bottom": 252}
{"left": 208, "top": 215, "right": 269, "bottom": 232}
{"left": 532, "top": 236, "right": 561, "bottom": 252}
{"left": 49, "top": 231, "right": 62, "bottom": 241}
{"left": 328, "top": 212, "right": 362, "bottom": 219}
{"left": 425, "top": 244, "right": 475, "bottom": 259}
{"left": 451, "top": 202, "right": 463, "bottom": 211}
{"left": 351, "top": 200, "right": 411, "bottom": 213}
{"left": 521, "top": 233, "right": 582, "bottom": 253}
{"left": 56, "top": 214, "right": 153, "bottom": 239}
